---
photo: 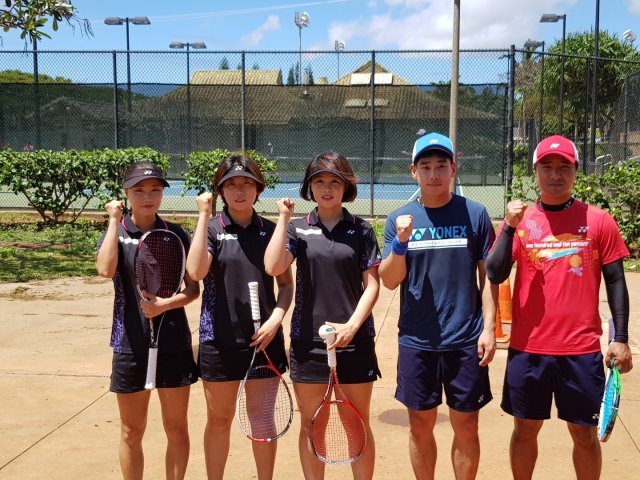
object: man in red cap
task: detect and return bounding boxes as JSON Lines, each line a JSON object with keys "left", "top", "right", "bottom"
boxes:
{"left": 486, "top": 135, "right": 633, "bottom": 479}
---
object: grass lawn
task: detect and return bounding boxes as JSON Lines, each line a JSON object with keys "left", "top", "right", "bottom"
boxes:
{"left": 0, "top": 212, "right": 635, "bottom": 283}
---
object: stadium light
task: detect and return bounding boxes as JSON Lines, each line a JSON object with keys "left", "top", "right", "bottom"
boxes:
{"left": 105, "top": 16, "right": 151, "bottom": 116}
{"left": 335, "top": 40, "right": 346, "bottom": 79}
{"left": 540, "top": 13, "right": 567, "bottom": 132}
{"left": 294, "top": 12, "right": 310, "bottom": 85}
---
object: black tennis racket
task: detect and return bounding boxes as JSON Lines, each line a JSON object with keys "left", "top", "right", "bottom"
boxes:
{"left": 597, "top": 358, "right": 622, "bottom": 442}
{"left": 236, "top": 281, "right": 294, "bottom": 442}
{"left": 134, "top": 229, "right": 186, "bottom": 390}
{"left": 310, "top": 325, "right": 367, "bottom": 464}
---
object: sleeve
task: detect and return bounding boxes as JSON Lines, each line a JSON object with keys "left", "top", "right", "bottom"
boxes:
{"left": 359, "top": 219, "right": 382, "bottom": 271}
{"left": 206, "top": 218, "right": 218, "bottom": 257}
{"left": 601, "top": 259, "right": 629, "bottom": 343}
{"left": 477, "top": 207, "right": 495, "bottom": 260}
{"left": 597, "top": 211, "right": 630, "bottom": 265}
{"left": 485, "top": 222, "right": 516, "bottom": 284}
{"left": 285, "top": 220, "right": 299, "bottom": 258}
{"left": 381, "top": 213, "right": 398, "bottom": 260}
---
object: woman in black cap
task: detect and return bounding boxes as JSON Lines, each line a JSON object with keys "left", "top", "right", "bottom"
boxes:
{"left": 186, "top": 154, "right": 293, "bottom": 479}
{"left": 264, "top": 152, "right": 382, "bottom": 479}
{"left": 96, "top": 161, "right": 199, "bottom": 480}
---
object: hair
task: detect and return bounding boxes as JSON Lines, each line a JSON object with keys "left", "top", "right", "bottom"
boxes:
{"left": 213, "top": 154, "right": 266, "bottom": 205}
{"left": 300, "top": 152, "right": 358, "bottom": 202}
{"left": 414, "top": 150, "right": 453, "bottom": 164}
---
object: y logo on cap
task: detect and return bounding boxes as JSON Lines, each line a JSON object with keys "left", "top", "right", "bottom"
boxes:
{"left": 233, "top": 165, "right": 244, "bottom": 171}
{"left": 144, "top": 170, "right": 152, "bottom": 175}
{"left": 549, "top": 143, "right": 560, "bottom": 149}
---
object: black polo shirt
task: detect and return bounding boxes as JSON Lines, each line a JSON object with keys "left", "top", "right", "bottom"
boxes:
{"left": 97, "top": 214, "right": 193, "bottom": 355}
{"left": 199, "top": 208, "right": 281, "bottom": 348}
{"left": 286, "top": 208, "right": 381, "bottom": 343}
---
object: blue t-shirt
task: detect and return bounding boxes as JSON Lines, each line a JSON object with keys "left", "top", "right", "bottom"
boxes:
{"left": 383, "top": 196, "right": 495, "bottom": 351}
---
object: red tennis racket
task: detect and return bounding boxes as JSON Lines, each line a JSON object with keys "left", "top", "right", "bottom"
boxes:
{"left": 310, "top": 325, "right": 367, "bottom": 464}
{"left": 134, "top": 229, "right": 185, "bottom": 390}
{"left": 236, "top": 281, "right": 294, "bottom": 442}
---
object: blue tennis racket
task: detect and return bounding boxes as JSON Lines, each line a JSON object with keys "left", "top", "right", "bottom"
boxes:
{"left": 597, "top": 359, "right": 621, "bottom": 442}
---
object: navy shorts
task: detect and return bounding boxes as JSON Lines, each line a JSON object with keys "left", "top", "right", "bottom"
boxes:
{"left": 199, "top": 338, "right": 288, "bottom": 382}
{"left": 290, "top": 337, "right": 380, "bottom": 384}
{"left": 110, "top": 350, "right": 198, "bottom": 394}
{"left": 395, "top": 344, "right": 492, "bottom": 412}
{"left": 501, "top": 349, "right": 605, "bottom": 426}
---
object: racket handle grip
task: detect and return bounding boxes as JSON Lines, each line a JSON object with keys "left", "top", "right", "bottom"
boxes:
{"left": 248, "top": 282, "right": 261, "bottom": 331}
{"left": 144, "top": 347, "right": 158, "bottom": 390}
{"left": 319, "top": 325, "right": 337, "bottom": 368}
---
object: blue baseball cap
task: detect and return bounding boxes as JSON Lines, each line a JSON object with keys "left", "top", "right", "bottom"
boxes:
{"left": 412, "top": 132, "right": 454, "bottom": 163}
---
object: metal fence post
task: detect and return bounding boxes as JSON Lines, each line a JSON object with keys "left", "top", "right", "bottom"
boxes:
{"left": 112, "top": 51, "right": 120, "bottom": 149}
{"left": 370, "top": 51, "right": 376, "bottom": 217}
{"left": 506, "top": 45, "right": 516, "bottom": 202}
{"left": 241, "top": 51, "right": 246, "bottom": 151}
{"left": 33, "top": 39, "right": 41, "bottom": 149}
{"left": 623, "top": 76, "right": 629, "bottom": 161}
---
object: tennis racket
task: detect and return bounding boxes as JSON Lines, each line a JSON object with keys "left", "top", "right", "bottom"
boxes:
{"left": 597, "top": 358, "right": 622, "bottom": 442}
{"left": 236, "top": 281, "right": 294, "bottom": 442}
{"left": 310, "top": 325, "right": 367, "bottom": 465}
{"left": 134, "top": 229, "right": 186, "bottom": 390}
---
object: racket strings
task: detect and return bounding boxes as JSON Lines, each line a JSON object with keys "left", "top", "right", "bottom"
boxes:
{"left": 137, "top": 233, "right": 184, "bottom": 297}
{"left": 311, "top": 401, "right": 366, "bottom": 464}
{"left": 237, "top": 366, "right": 292, "bottom": 440}
{"left": 598, "top": 367, "right": 622, "bottom": 441}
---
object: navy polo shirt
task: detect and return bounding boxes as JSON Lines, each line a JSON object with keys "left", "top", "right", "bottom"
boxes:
{"left": 97, "top": 214, "right": 194, "bottom": 355}
{"left": 382, "top": 196, "right": 495, "bottom": 351}
{"left": 286, "top": 208, "right": 382, "bottom": 343}
{"left": 199, "top": 208, "right": 281, "bottom": 348}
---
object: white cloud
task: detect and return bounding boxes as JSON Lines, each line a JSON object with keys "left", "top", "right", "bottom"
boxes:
{"left": 627, "top": 0, "right": 640, "bottom": 15}
{"left": 241, "top": 15, "right": 280, "bottom": 46}
{"left": 324, "top": 0, "right": 578, "bottom": 50}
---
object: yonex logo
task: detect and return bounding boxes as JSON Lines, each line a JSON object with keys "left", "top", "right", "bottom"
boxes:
{"left": 549, "top": 143, "right": 561, "bottom": 149}
{"left": 578, "top": 226, "right": 589, "bottom": 233}
{"left": 429, "top": 139, "right": 439, "bottom": 144}
{"left": 347, "top": 229, "right": 355, "bottom": 235}
{"left": 368, "top": 369, "right": 374, "bottom": 377}
{"left": 233, "top": 165, "right": 244, "bottom": 171}
{"left": 410, "top": 228, "right": 427, "bottom": 241}
{"left": 144, "top": 169, "right": 152, "bottom": 175}
{"left": 259, "top": 231, "right": 267, "bottom": 236}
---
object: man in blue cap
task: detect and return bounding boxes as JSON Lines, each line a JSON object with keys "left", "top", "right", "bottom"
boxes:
{"left": 379, "top": 132, "right": 497, "bottom": 479}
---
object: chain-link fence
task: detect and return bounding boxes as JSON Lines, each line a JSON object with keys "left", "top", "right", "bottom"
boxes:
{"left": 7, "top": 47, "right": 639, "bottom": 218}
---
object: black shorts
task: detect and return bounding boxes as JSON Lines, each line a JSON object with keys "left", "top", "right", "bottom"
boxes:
{"left": 395, "top": 344, "right": 492, "bottom": 412}
{"left": 199, "top": 339, "right": 288, "bottom": 382}
{"left": 501, "top": 349, "right": 605, "bottom": 426}
{"left": 110, "top": 350, "right": 198, "bottom": 394}
{"left": 290, "top": 337, "right": 381, "bottom": 384}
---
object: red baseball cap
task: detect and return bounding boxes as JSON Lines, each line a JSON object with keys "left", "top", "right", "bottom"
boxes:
{"left": 532, "top": 135, "right": 579, "bottom": 165}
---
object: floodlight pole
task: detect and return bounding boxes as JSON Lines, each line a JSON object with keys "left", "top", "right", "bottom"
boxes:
{"left": 449, "top": 0, "right": 460, "bottom": 194}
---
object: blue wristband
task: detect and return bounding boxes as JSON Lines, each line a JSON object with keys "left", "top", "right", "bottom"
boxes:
{"left": 391, "top": 236, "right": 409, "bottom": 256}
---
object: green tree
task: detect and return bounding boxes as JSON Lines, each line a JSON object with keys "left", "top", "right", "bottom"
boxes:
{"left": 287, "top": 67, "right": 295, "bottom": 86}
{"left": 219, "top": 56, "right": 230, "bottom": 70}
{"left": 0, "top": 0, "right": 92, "bottom": 43}
{"left": 305, "top": 65, "right": 314, "bottom": 85}
{"left": 0, "top": 69, "right": 70, "bottom": 83}
{"left": 542, "top": 31, "right": 640, "bottom": 137}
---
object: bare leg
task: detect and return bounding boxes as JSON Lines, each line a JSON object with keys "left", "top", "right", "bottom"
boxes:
{"left": 510, "top": 418, "right": 543, "bottom": 480}
{"left": 566, "top": 423, "right": 601, "bottom": 480}
{"left": 340, "top": 382, "right": 375, "bottom": 480}
{"left": 293, "top": 383, "right": 330, "bottom": 480}
{"left": 202, "top": 381, "right": 240, "bottom": 480}
{"left": 117, "top": 391, "right": 151, "bottom": 480}
{"left": 407, "top": 408, "right": 438, "bottom": 480}
{"left": 448, "top": 408, "right": 480, "bottom": 480}
{"left": 158, "top": 386, "right": 192, "bottom": 480}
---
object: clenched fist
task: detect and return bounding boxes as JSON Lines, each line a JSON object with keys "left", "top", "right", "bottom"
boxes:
{"left": 277, "top": 198, "right": 295, "bottom": 219}
{"left": 505, "top": 200, "right": 527, "bottom": 228}
{"left": 105, "top": 200, "right": 124, "bottom": 222}
{"left": 196, "top": 192, "right": 214, "bottom": 216}
{"left": 396, "top": 214, "right": 414, "bottom": 242}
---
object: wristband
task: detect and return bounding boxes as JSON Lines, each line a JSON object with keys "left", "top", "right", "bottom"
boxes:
{"left": 391, "top": 236, "right": 409, "bottom": 256}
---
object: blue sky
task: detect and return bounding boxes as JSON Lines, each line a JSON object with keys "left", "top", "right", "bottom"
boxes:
{"left": 1, "top": 0, "right": 639, "bottom": 51}
{"left": 1, "top": 1, "right": 640, "bottom": 85}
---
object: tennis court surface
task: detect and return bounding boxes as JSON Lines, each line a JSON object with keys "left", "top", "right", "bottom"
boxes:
{"left": 0, "top": 272, "right": 638, "bottom": 479}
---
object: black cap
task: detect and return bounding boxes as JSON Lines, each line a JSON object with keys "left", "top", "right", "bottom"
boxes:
{"left": 216, "top": 164, "right": 263, "bottom": 190}
{"left": 123, "top": 164, "right": 170, "bottom": 189}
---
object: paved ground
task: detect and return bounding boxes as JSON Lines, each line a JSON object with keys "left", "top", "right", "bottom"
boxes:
{"left": 0, "top": 273, "right": 638, "bottom": 479}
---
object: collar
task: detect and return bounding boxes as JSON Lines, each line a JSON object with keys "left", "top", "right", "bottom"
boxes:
{"left": 121, "top": 214, "right": 167, "bottom": 234}
{"left": 218, "top": 207, "right": 263, "bottom": 229}
{"left": 306, "top": 207, "right": 356, "bottom": 226}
